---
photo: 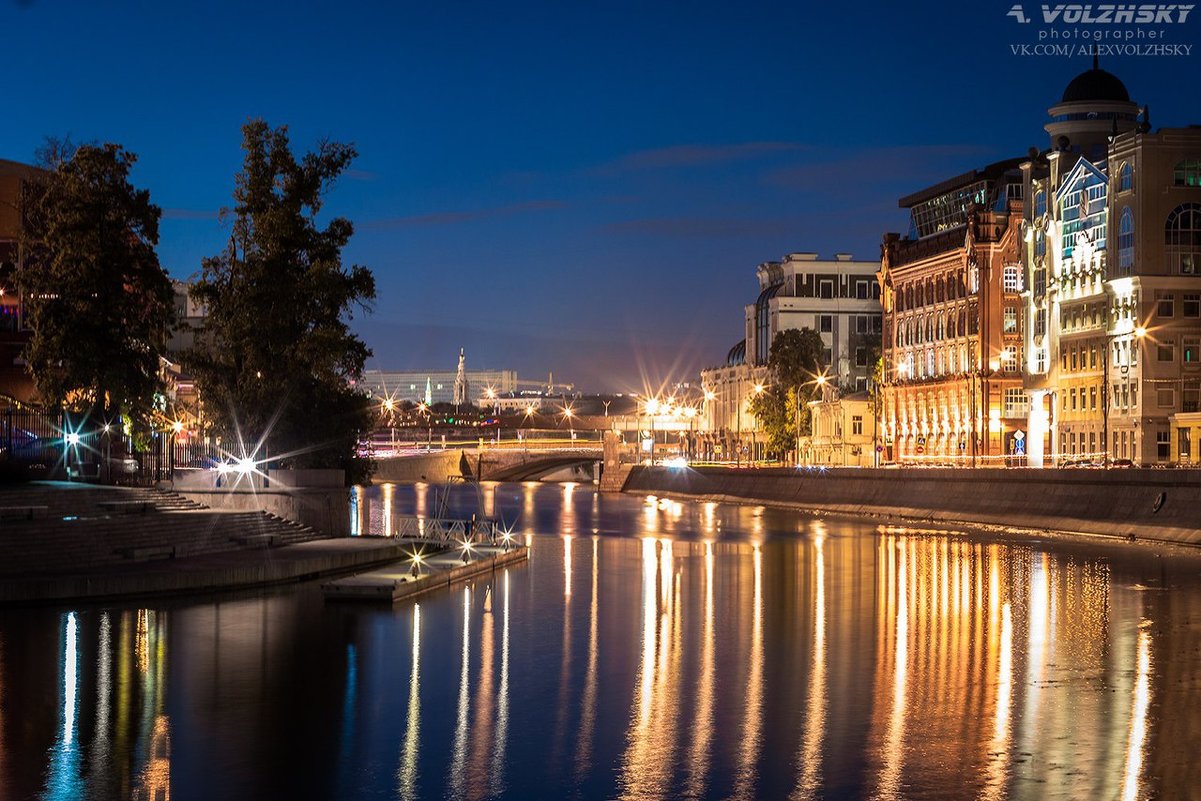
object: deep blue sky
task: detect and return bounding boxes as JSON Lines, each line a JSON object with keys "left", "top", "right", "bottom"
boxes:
{"left": 4, "top": 0, "right": 1200, "bottom": 392}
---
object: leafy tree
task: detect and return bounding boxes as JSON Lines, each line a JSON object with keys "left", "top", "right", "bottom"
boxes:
{"left": 748, "top": 328, "right": 825, "bottom": 460}
{"left": 18, "top": 143, "right": 174, "bottom": 436}
{"left": 186, "top": 121, "right": 376, "bottom": 483}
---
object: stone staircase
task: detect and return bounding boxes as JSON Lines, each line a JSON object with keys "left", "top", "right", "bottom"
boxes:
{"left": 0, "top": 483, "right": 330, "bottom": 577}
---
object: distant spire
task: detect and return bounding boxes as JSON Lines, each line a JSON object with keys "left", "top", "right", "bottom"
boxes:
{"left": 453, "top": 348, "right": 468, "bottom": 407}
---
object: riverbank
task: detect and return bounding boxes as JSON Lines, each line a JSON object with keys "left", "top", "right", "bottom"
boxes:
{"left": 621, "top": 465, "right": 1201, "bottom": 546}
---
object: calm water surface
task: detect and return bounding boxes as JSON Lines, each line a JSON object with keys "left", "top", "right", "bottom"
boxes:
{"left": 2, "top": 481, "right": 1201, "bottom": 800}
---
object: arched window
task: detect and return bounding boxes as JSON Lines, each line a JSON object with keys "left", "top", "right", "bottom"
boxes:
{"left": 1166, "top": 202, "right": 1201, "bottom": 274}
{"left": 947, "top": 314, "right": 956, "bottom": 339}
{"left": 937, "top": 313, "right": 946, "bottom": 340}
{"left": 1173, "top": 160, "right": 1201, "bottom": 187}
{"left": 1119, "top": 162, "right": 1133, "bottom": 192}
{"left": 936, "top": 279, "right": 945, "bottom": 303}
{"left": 1118, "top": 207, "right": 1134, "bottom": 275}
{"left": 917, "top": 284, "right": 925, "bottom": 307}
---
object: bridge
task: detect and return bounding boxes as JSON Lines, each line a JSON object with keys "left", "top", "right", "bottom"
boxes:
{"left": 374, "top": 446, "right": 602, "bottom": 483}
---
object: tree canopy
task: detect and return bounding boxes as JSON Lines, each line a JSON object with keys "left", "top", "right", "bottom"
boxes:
{"left": 18, "top": 143, "right": 174, "bottom": 432}
{"left": 186, "top": 121, "right": 376, "bottom": 483}
{"left": 748, "top": 328, "right": 826, "bottom": 459}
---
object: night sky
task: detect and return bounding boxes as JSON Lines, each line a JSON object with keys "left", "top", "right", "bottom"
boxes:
{"left": 4, "top": 0, "right": 1200, "bottom": 391}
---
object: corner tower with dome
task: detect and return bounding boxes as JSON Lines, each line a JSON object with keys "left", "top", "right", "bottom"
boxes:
{"left": 1020, "top": 61, "right": 1201, "bottom": 467}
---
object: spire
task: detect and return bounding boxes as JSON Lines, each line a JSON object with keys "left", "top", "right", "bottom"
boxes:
{"left": 453, "top": 348, "right": 468, "bottom": 407}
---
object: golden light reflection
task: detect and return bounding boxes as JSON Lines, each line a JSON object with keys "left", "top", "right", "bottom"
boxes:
{"left": 794, "top": 531, "right": 826, "bottom": 800}
{"left": 701, "top": 501, "right": 717, "bottom": 537}
{"left": 562, "top": 482, "right": 577, "bottom": 537}
{"left": 563, "top": 536, "right": 574, "bottom": 599}
{"left": 875, "top": 537, "right": 909, "bottom": 800}
{"left": 398, "top": 605, "right": 421, "bottom": 801}
{"left": 684, "top": 541, "right": 716, "bottom": 798}
{"left": 448, "top": 587, "right": 472, "bottom": 799}
{"left": 491, "top": 571, "right": 510, "bottom": 796}
{"left": 522, "top": 483, "right": 537, "bottom": 539}
{"left": 575, "top": 538, "right": 600, "bottom": 781}
{"left": 554, "top": 536, "right": 575, "bottom": 753}
{"left": 1120, "top": 623, "right": 1153, "bottom": 801}
{"left": 93, "top": 612, "right": 112, "bottom": 755}
{"left": 382, "top": 482, "right": 394, "bottom": 537}
{"left": 414, "top": 481, "right": 428, "bottom": 519}
{"left": 351, "top": 485, "right": 365, "bottom": 536}
{"left": 980, "top": 602, "right": 1013, "bottom": 801}
{"left": 483, "top": 483, "right": 496, "bottom": 519}
{"left": 617, "top": 537, "right": 680, "bottom": 800}
{"left": 468, "top": 585, "right": 495, "bottom": 801}
{"left": 732, "top": 542, "right": 764, "bottom": 800}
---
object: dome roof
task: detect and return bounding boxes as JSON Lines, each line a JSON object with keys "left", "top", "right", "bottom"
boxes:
{"left": 1061, "top": 68, "right": 1130, "bottom": 103}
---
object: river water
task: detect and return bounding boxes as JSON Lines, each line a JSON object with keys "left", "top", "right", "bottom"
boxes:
{"left": 2, "top": 481, "right": 1200, "bottom": 800}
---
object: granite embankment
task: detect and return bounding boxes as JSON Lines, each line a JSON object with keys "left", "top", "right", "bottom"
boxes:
{"left": 622, "top": 465, "right": 1201, "bottom": 545}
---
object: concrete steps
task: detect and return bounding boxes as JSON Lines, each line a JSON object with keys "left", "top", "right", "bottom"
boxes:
{"left": 0, "top": 483, "right": 329, "bottom": 578}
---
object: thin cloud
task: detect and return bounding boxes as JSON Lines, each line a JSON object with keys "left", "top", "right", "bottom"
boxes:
{"left": 595, "top": 141, "right": 806, "bottom": 174}
{"left": 361, "top": 199, "right": 565, "bottom": 231}
{"left": 602, "top": 216, "right": 796, "bottom": 239}
{"left": 764, "top": 144, "right": 997, "bottom": 192}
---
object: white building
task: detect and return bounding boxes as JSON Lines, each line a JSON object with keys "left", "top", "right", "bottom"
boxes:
{"left": 702, "top": 252, "right": 882, "bottom": 449}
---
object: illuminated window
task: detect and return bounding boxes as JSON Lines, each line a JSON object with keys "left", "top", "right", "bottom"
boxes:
{"left": 852, "top": 416, "right": 863, "bottom": 436}
{"left": 1173, "top": 159, "right": 1201, "bottom": 187}
{"left": 1003, "top": 265, "right": 1022, "bottom": 292}
{"left": 1002, "top": 345, "right": 1018, "bottom": 372}
{"left": 1003, "top": 307, "right": 1018, "bottom": 333}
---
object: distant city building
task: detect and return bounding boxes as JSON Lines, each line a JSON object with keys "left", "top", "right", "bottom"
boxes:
{"left": 360, "top": 366, "right": 518, "bottom": 406}
{"left": 878, "top": 160, "right": 1026, "bottom": 464}
{"left": 701, "top": 252, "right": 881, "bottom": 452}
{"left": 800, "top": 389, "right": 877, "bottom": 467}
{"left": 1021, "top": 61, "right": 1201, "bottom": 466}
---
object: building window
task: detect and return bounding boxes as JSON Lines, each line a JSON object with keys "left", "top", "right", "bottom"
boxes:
{"left": 818, "top": 314, "right": 833, "bottom": 333}
{"left": 1004, "top": 388, "right": 1029, "bottom": 417}
{"left": 1035, "top": 190, "right": 1046, "bottom": 217}
{"left": 1158, "top": 341, "right": 1175, "bottom": 362}
{"left": 1070, "top": 388, "right": 1077, "bottom": 410}
{"left": 819, "top": 279, "right": 834, "bottom": 299}
{"left": 855, "top": 346, "right": 868, "bottom": 367}
{"left": 1181, "top": 428, "right": 1194, "bottom": 461}
{"left": 1002, "top": 345, "right": 1018, "bottom": 372}
{"left": 852, "top": 416, "right": 863, "bottom": 436}
{"left": 1158, "top": 388, "right": 1175, "bottom": 408}
{"left": 1003, "top": 306, "right": 1018, "bottom": 333}
{"left": 1090, "top": 386, "right": 1097, "bottom": 411}
{"left": 1166, "top": 203, "right": 1201, "bottom": 274}
{"left": 1119, "top": 161, "right": 1133, "bottom": 192}
{"left": 1157, "top": 430, "right": 1170, "bottom": 460}
{"left": 1003, "top": 265, "right": 1022, "bottom": 292}
{"left": 1185, "top": 387, "right": 1201, "bottom": 413}
{"left": 1173, "top": 159, "right": 1201, "bottom": 187}
{"left": 1158, "top": 292, "right": 1175, "bottom": 317}
{"left": 1185, "top": 336, "right": 1200, "bottom": 364}
{"left": 1185, "top": 293, "right": 1201, "bottom": 317}
{"left": 1118, "top": 207, "right": 1134, "bottom": 275}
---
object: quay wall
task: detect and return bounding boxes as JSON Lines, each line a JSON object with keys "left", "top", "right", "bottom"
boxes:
{"left": 174, "top": 468, "right": 350, "bottom": 535}
{"left": 622, "top": 466, "right": 1201, "bottom": 546}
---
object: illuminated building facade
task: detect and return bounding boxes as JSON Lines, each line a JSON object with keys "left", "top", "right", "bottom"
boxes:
{"left": 879, "top": 163, "right": 1026, "bottom": 463}
{"left": 359, "top": 367, "right": 518, "bottom": 406}
{"left": 1020, "top": 62, "right": 1201, "bottom": 465}
{"left": 702, "top": 252, "right": 880, "bottom": 453}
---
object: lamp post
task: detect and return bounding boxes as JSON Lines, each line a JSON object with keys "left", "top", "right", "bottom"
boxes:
{"left": 1103, "top": 325, "right": 1146, "bottom": 468}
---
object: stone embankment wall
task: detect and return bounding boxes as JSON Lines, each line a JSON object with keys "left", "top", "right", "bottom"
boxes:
{"left": 174, "top": 468, "right": 350, "bottom": 535}
{"left": 622, "top": 466, "right": 1201, "bottom": 545}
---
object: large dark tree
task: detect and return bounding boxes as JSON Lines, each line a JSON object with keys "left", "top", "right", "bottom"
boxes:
{"left": 18, "top": 143, "right": 174, "bottom": 433}
{"left": 186, "top": 120, "right": 376, "bottom": 483}
{"left": 748, "top": 328, "right": 826, "bottom": 459}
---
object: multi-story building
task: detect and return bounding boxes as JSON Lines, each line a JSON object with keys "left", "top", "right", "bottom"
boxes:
{"left": 1020, "top": 61, "right": 1201, "bottom": 466}
{"left": 702, "top": 252, "right": 881, "bottom": 453}
{"left": 879, "top": 161, "right": 1027, "bottom": 464}
{"left": 801, "top": 390, "right": 877, "bottom": 467}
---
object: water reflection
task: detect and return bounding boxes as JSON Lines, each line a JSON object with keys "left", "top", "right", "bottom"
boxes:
{"left": 0, "top": 484, "right": 1195, "bottom": 800}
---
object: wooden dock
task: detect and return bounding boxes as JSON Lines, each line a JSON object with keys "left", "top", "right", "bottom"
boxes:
{"left": 322, "top": 542, "right": 528, "bottom": 602}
